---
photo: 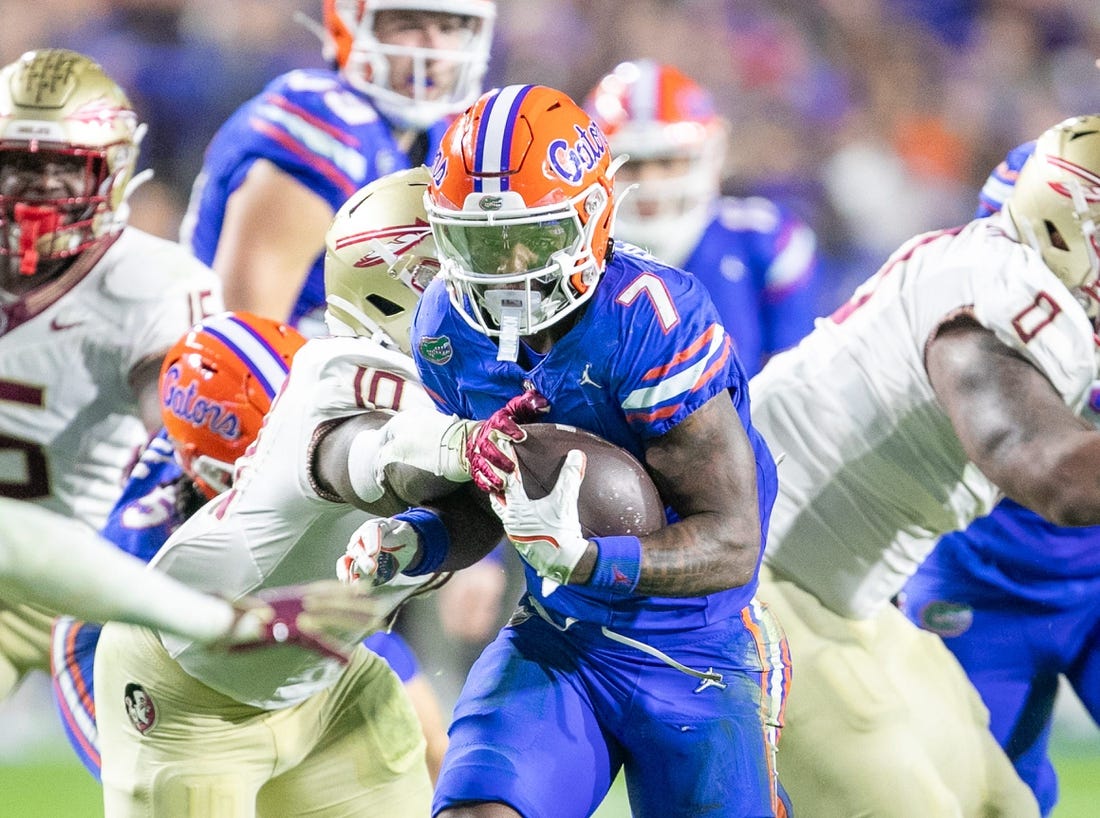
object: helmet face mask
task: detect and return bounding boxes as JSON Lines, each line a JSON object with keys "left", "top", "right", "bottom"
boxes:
{"left": 0, "top": 49, "right": 142, "bottom": 293}
{"left": 1006, "top": 115, "right": 1100, "bottom": 315}
{"left": 426, "top": 84, "right": 619, "bottom": 358}
{"left": 325, "top": 0, "right": 495, "bottom": 131}
{"left": 324, "top": 165, "right": 440, "bottom": 353}
{"left": 585, "top": 60, "right": 726, "bottom": 266}
{"left": 159, "top": 312, "right": 306, "bottom": 500}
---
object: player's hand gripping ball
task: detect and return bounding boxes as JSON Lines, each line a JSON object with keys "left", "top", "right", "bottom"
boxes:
{"left": 510, "top": 423, "right": 666, "bottom": 538}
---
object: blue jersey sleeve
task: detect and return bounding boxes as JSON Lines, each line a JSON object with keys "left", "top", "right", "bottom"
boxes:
{"left": 605, "top": 251, "right": 743, "bottom": 440}
{"left": 684, "top": 197, "right": 819, "bottom": 376}
{"left": 187, "top": 68, "right": 449, "bottom": 325}
{"left": 362, "top": 630, "right": 420, "bottom": 683}
{"left": 976, "top": 140, "right": 1035, "bottom": 218}
{"left": 99, "top": 430, "right": 190, "bottom": 563}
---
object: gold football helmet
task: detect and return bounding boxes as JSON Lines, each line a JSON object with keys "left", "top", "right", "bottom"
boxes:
{"left": 1006, "top": 115, "right": 1100, "bottom": 310}
{"left": 323, "top": 166, "right": 439, "bottom": 353}
{"left": 0, "top": 49, "right": 143, "bottom": 285}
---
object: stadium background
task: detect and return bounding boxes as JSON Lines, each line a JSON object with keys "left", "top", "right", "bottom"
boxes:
{"left": 1, "top": 0, "right": 1098, "bottom": 814}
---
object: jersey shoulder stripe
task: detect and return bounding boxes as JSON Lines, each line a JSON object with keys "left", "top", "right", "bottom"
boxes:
{"left": 624, "top": 323, "right": 732, "bottom": 422}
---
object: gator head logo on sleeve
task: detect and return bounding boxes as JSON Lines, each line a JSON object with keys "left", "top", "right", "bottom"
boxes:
{"left": 418, "top": 335, "right": 453, "bottom": 365}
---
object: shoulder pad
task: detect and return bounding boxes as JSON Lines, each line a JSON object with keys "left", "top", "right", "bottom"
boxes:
{"left": 101, "top": 229, "right": 220, "bottom": 303}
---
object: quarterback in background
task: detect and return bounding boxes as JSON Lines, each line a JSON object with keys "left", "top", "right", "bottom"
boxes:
{"left": 0, "top": 49, "right": 221, "bottom": 701}
{"left": 389, "top": 84, "right": 791, "bottom": 818}
{"left": 585, "top": 60, "right": 819, "bottom": 376}
{"left": 182, "top": 0, "right": 495, "bottom": 335}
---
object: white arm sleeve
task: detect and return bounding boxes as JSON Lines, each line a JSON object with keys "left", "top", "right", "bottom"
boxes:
{"left": 0, "top": 499, "right": 235, "bottom": 644}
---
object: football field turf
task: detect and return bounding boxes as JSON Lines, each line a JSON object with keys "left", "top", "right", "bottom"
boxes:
{"left": 2, "top": 743, "right": 1097, "bottom": 817}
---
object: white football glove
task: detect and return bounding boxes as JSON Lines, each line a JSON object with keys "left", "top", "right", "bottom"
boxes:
{"left": 490, "top": 447, "right": 590, "bottom": 596}
{"left": 337, "top": 517, "right": 420, "bottom": 587}
{"left": 375, "top": 409, "right": 475, "bottom": 483}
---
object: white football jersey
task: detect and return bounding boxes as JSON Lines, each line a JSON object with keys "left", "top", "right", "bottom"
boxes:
{"left": 0, "top": 229, "right": 221, "bottom": 530}
{"left": 153, "top": 336, "right": 440, "bottom": 709}
{"left": 752, "top": 213, "right": 1098, "bottom": 619}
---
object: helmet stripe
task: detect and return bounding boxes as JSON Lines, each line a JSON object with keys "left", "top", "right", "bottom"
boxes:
{"left": 473, "top": 84, "right": 534, "bottom": 193}
{"left": 200, "top": 315, "right": 291, "bottom": 399}
{"left": 631, "top": 59, "right": 659, "bottom": 124}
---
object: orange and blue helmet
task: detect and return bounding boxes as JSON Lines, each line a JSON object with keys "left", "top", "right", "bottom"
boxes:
{"left": 426, "top": 84, "right": 625, "bottom": 353}
{"left": 159, "top": 311, "right": 306, "bottom": 499}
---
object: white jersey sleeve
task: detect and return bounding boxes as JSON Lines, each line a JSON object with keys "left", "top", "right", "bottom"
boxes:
{"left": 0, "top": 228, "right": 223, "bottom": 530}
{"left": 752, "top": 215, "right": 1097, "bottom": 619}
{"left": 0, "top": 499, "right": 237, "bottom": 642}
{"left": 151, "top": 336, "right": 438, "bottom": 709}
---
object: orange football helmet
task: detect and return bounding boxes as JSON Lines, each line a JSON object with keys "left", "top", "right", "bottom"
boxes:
{"left": 585, "top": 60, "right": 727, "bottom": 266}
{"left": 159, "top": 312, "right": 306, "bottom": 499}
{"left": 426, "top": 84, "right": 625, "bottom": 352}
{"left": 0, "top": 49, "right": 144, "bottom": 287}
{"left": 322, "top": 0, "right": 495, "bottom": 130}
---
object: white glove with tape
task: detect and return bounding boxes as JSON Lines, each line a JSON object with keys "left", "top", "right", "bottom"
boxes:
{"left": 490, "top": 447, "right": 589, "bottom": 596}
{"left": 337, "top": 517, "right": 420, "bottom": 587}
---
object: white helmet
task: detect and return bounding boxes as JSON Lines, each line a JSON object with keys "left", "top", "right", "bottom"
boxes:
{"left": 324, "top": 166, "right": 439, "bottom": 353}
{"left": 324, "top": 0, "right": 495, "bottom": 131}
{"left": 1005, "top": 115, "right": 1100, "bottom": 312}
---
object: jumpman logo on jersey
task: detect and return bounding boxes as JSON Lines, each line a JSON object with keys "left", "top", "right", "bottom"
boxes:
{"left": 579, "top": 363, "right": 603, "bottom": 389}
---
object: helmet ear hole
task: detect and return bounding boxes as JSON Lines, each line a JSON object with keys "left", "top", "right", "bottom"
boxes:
{"left": 1045, "top": 220, "right": 1069, "bottom": 251}
{"left": 366, "top": 293, "right": 404, "bottom": 316}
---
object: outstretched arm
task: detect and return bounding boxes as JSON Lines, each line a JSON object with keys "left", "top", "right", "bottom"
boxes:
{"left": 0, "top": 499, "right": 376, "bottom": 661}
{"left": 0, "top": 499, "right": 242, "bottom": 639}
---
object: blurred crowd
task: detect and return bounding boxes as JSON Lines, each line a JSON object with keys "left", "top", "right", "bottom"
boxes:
{"left": 6, "top": 0, "right": 1100, "bottom": 316}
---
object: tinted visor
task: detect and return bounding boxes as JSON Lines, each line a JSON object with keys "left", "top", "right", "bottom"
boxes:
{"left": 435, "top": 217, "right": 580, "bottom": 276}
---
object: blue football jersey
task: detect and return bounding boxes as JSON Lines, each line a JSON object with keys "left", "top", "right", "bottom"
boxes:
{"left": 183, "top": 68, "right": 448, "bottom": 327}
{"left": 412, "top": 245, "right": 778, "bottom": 631}
{"left": 683, "top": 196, "right": 819, "bottom": 377}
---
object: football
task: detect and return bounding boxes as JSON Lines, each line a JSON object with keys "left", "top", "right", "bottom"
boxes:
{"left": 512, "top": 422, "right": 666, "bottom": 538}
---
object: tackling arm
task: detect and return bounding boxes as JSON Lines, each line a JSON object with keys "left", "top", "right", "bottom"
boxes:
{"left": 312, "top": 410, "right": 473, "bottom": 515}
{"left": 927, "top": 316, "right": 1100, "bottom": 526}
{"left": 0, "top": 499, "right": 382, "bottom": 662}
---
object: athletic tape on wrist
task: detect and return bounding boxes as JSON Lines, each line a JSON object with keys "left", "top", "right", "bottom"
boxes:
{"left": 589, "top": 536, "right": 642, "bottom": 594}
{"left": 394, "top": 507, "right": 450, "bottom": 576}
